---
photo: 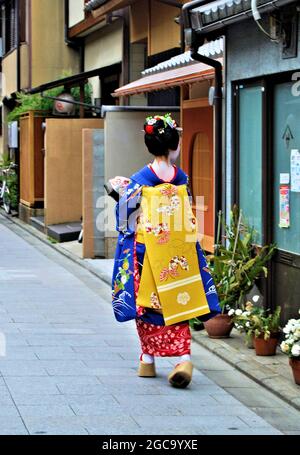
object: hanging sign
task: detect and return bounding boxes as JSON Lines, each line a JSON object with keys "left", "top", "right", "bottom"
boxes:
{"left": 291, "top": 149, "right": 300, "bottom": 192}
{"left": 279, "top": 184, "right": 290, "bottom": 228}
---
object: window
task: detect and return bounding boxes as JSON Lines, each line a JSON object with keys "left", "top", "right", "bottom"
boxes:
{"left": 3, "top": 0, "right": 17, "bottom": 54}
{"left": 2, "top": 0, "right": 26, "bottom": 55}
{"left": 235, "top": 83, "right": 263, "bottom": 245}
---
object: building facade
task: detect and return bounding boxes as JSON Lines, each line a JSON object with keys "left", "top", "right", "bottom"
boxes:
{"left": 0, "top": 0, "right": 80, "bottom": 155}
{"left": 184, "top": 0, "right": 300, "bottom": 321}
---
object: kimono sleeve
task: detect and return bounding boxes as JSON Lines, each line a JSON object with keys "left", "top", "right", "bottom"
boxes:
{"left": 115, "top": 179, "right": 142, "bottom": 235}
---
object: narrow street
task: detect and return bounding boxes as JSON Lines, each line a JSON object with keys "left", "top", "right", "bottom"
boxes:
{"left": 0, "top": 215, "right": 297, "bottom": 435}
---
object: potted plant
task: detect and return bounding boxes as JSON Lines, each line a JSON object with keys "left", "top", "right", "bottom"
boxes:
{"left": 203, "top": 205, "right": 276, "bottom": 339}
{"left": 229, "top": 298, "right": 262, "bottom": 348}
{"left": 280, "top": 311, "right": 300, "bottom": 385}
{"left": 248, "top": 306, "right": 281, "bottom": 356}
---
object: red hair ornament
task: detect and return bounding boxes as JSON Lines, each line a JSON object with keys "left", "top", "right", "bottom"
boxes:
{"left": 145, "top": 125, "right": 154, "bottom": 135}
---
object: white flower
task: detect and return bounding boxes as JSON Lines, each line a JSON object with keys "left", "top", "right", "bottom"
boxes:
{"left": 228, "top": 309, "right": 235, "bottom": 317}
{"left": 252, "top": 295, "right": 260, "bottom": 303}
{"left": 291, "top": 343, "right": 300, "bottom": 357}
{"left": 294, "top": 328, "right": 300, "bottom": 339}
{"left": 280, "top": 341, "right": 290, "bottom": 353}
{"left": 246, "top": 321, "right": 251, "bottom": 328}
{"left": 235, "top": 309, "right": 243, "bottom": 316}
{"left": 243, "top": 311, "right": 251, "bottom": 317}
{"left": 286, "top": 338, "right": 294, "bottom": 345}
{"left": 177, "top": 292, "right": 190, "bottom": 306}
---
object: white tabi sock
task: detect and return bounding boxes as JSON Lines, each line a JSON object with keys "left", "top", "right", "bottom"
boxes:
{"left": 180, "top": 354, "right": 191, "bottom": 363}
{"left": 141, "top": 353, "right": 154, "bottom": 364}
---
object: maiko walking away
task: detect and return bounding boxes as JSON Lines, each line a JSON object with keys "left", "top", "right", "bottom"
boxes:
{"left": 108, "top": 114, "right": 221, "bottom": 388}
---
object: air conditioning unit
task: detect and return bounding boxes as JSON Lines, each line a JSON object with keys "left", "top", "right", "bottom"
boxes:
{"left": 8, "top": 121, "right": 19, "bottom": 148}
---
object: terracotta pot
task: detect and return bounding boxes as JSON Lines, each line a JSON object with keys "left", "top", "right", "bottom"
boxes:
{"left": 254, "top": 333, "right": 279, "bottom": 356}
{"left": 204, "top": 314, "right": 234, "bottom": 339}
{"left": 289, "top": 358, "right": 300, "bottom": 386}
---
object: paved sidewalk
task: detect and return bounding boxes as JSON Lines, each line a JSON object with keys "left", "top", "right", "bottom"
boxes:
{"left": 193, "top": 328, "right": 300, "bottom": 412}
{"left": 0, "top": 215, "right": 297, "bottom": 435}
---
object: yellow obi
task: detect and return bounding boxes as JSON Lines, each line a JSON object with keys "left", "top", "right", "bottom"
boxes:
{"left": 136, "top": 183, "right": 210, "bottom": 326}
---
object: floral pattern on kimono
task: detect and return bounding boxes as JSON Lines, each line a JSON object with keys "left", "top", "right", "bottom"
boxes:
{"left": 111, "top": 164, "right": 221, "bottom": 326}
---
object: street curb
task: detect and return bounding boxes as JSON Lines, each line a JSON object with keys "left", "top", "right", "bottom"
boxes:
{"left": 0, "top": 210, "right": 112, "bottom": 288}
{"left": 192, "top": 330, "right": 300, "bottom": 412}
{"left": 2, "top": 210, "right": 299, "bottom": 412}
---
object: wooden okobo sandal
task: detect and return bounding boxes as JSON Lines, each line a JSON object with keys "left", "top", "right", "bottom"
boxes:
{"left": 168, "top": 361, "right": 193, "bottom": 388}
{"left": 138, "top": 354, "right": 156, "bottom": 377}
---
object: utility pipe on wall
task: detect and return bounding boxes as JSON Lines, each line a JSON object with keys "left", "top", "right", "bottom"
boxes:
{"left": 182, "top": 0, "right": 224, "bottom": 244}
{"left": 64, "top": 0, "right": 85, "bottom": 72}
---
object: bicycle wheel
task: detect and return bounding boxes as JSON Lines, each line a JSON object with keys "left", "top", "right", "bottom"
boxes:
{"left": 3, "top": 189, "right": 11, "bottom": 214}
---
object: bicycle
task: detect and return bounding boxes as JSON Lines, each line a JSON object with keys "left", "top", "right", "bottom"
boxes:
{"left": 0, "top": 163, "right": 17, "bottom": 215}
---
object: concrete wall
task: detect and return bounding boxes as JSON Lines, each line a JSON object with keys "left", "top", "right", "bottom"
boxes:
{"left": 69, "top": 0, "right": 85, "bottom": 27}
{"left": 2, "top": 51, "right": 18, "bottom": 98}
{"left": 225, "top": 15, "right": 300, "bottom": 222}
{"left": 84, "top": 20, "right": 123, "bottom": 101}
{"left": 31, "top": 0, "right": 80, "bottom": 87}
{"left": 2, "top": 44, "right": 29, "bottom": 97}
{"left": 82, "top": 128, "right": 105, "bottom": 259}
{"left": 20, "top": 44, "right": 30, "bottom": 90}
{"left": 129, "top": 43, "right": 147, "bottom": 106}
{"left": 103, "top": 109, "right": 180, "bottom": 257}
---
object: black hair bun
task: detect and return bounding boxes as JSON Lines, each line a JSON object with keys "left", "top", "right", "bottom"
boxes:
{"left": 144, "top": 116, "right": 180, "bottom": 157}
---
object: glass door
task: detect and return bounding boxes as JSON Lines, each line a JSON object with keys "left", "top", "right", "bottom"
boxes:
{"left": 273, "top": 82, "right": 300, "bottom": 254}
{"left": 272, "top": 79, "right": 300, "bottom": 321}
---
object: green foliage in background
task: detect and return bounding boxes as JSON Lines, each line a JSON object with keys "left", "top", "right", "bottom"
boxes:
{"left": 207, "top": 205, "right": 276, "bottom": 312}
{"left": 0, "top": 155, "right": 18, "bottom": 210}
{"left": 7, "top": 71, "right": 93, "bottom": 122}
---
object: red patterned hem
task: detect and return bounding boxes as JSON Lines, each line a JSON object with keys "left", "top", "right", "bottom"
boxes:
{"left": 136, "top": 318, "right": 191, "bottom": 357}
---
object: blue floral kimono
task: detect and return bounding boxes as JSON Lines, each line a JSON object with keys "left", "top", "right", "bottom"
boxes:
{"left": 111, "top": 164, "right": 221, "bottom": 327}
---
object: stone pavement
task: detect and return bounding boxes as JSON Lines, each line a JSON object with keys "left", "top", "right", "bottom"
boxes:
{"left": 0, "top": 216, "right": 298, "bottom": 436}
{"left": 193, "top": 328, "right": 300, "bottom": 413}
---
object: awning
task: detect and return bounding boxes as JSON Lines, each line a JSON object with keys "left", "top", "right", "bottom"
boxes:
{"left": 113, "top": 60, "right": 221, "bottom": 97}
{"left": 188, "top": 0, "right": 296, "bottom": 34}
{"left": 142, "top": 37, "right": 223, "bottom": 76}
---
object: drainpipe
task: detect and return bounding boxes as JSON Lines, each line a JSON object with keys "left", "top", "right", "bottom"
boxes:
{"left": 182, "top": 0, "right": 223, "bottom": 246}
{"left": 64, "top": 0, "right": 85, "bottom": 72}
{"left": 15, "top": 0, "right": 21, "bottom": 91}
{"left": 106, "top": 10, "right": 130, "bottom": 105}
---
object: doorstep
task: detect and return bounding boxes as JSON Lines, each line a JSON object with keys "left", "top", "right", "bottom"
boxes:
{"left": 192, "top": 328, "right": 300, "bottom": 412}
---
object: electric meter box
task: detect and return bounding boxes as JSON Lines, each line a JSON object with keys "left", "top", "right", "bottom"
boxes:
{"left": 8, "top": 121, "right": 19, "bottom": 148}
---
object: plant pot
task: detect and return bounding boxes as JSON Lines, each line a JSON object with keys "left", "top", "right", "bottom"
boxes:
{"left": 289, "top": 358, "right": 300, "bottom": 386}
{"left": 254, "top": 333, "right": 279, "bottom": 356}
{"left": 204, "top": 314, "right": 234, "bottom": 339}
